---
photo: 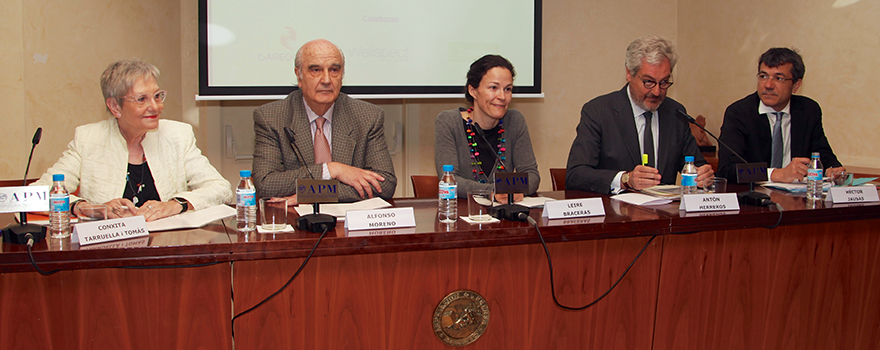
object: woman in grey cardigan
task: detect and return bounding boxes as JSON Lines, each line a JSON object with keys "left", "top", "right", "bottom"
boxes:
{"left": 434, "top": 54, "right": 540, "bottom": 201}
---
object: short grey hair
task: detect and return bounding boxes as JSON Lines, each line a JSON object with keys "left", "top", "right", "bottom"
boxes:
{"left": 625, "top": 36, "right": 678, "bottom": 76}
{"left": 293, "top": 39, "right": 346, "bottom": 80}
{"left": 100, "top": 59, "right": 160, "bottom": 113}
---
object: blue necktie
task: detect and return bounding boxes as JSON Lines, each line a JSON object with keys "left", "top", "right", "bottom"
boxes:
{"left": 771, "top": 112, "right": 783, "bottom": 168}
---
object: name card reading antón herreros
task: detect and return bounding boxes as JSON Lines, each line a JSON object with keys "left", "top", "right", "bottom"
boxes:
{"left": 680, "top": 193, "right": 740, "bottom": 212}
{"left": 542, "top": 198, "right": 605, "bottom": 219}
{"left": 826, "top": 185, "right": 880, "bottom": 203}
{"left": 73, "top": 216, "right": 149, "bottom": 246}
{"left": 0, "top": 186, "right": 49, "bottom": 213}
{"left": 345, "top": 207, "right": 416, "bottom": 231}
{"left": 494, "top": 172, "right": 529, "bottom": 194}
{"left": 297, "top": 179, "right": 339, "bottom": 203}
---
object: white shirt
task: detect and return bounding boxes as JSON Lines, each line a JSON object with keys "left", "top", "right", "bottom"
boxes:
{"left": 611, "top": 88, "right": 660, "bottom": 193}
{"left": 302, "top": 97, "right": 336, "bottom": 179}
{"left": 759, "top": 100, "right": 791, "bottom": 180}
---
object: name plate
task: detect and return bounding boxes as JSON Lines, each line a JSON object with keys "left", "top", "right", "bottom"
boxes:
{"left": 494, "top": 172, "right": 529, "bottom": 194}
{"left": 345, "top": 207, "right": 416, "bottom": 231}
{"left": 542, "top": 198, "right": 605, "bottom": 219}
{"left": 0, "top": 186, "right": 49, "bottom": 213}
{"left": 73, "top": 216, "right": 149, "bottom": 246}
{"left": 680, "top": 193, "right": 740, "bottom": 212}
{"left": 826, "top": 185, "right": 879, "bottom": 203}
{"left": 297, "top": 179, "right": 339, "bottom": 203}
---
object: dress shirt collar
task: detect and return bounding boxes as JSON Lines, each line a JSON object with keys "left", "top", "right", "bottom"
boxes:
{"left": 302, "top": 97, "right": 335, "bottom": 124}
{"left": 758, "top": 99, "right": 791, "bottom": 116}
{"left": 626, "top": 86, "right": 650, "bottom": 119}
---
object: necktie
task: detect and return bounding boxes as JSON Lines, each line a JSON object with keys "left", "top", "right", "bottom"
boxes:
{"left": 313, "top": 117, "right": 331, "bottom": 164}
{"left": 771, "top": 112, "right": 783, "bottom": 168}
{"left": 643, "top": 111, "right": 655, "bottom": 168}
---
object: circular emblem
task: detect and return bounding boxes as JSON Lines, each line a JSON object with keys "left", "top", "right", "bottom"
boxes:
{"left": 0, "top": 193, "right": 7, "bottom": 202}
{"left": 432, "top": 290, "right": 489, "bottom": 346}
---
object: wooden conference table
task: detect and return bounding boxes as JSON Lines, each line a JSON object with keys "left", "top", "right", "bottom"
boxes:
{"left": 1, "top": 184, "right": 879, "bottom": 349}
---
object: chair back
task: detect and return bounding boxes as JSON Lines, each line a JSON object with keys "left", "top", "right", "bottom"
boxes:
{"left": 549, "top": 168, "right": 566, "bottom": 191}
{"left": 411, "top": 175, "right": 439, "bottom": 198}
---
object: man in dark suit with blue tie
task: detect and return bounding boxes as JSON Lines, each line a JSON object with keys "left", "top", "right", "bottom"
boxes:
{"left": 717, "top": 47, "right": 844, "bottom": 183}
{"left": 566, "top": 36, "right": 712, "bottom": 194}
{"left": 252, "top": 39, "right": 397, "bottom": 202}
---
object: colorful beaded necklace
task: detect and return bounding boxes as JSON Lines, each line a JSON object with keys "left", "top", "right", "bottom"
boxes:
{"left": 465, "top": 107, "right": 506, "bottom": 183}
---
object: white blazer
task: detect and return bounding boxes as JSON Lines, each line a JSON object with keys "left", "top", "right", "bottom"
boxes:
{"left": 33, "top": 118, "right": 232, "bottom": 210}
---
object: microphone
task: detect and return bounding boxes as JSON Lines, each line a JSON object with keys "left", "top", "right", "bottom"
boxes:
{"left": 676, "top": 110, "right": 772, "bottom": 206}
{"left": 284, "top": 127, "right": 315, "bottom": 180}
{"left": 472, "top": 122, "right": 529, "bottom": 221}
{"left": 2, "top": 127, "right": 48, "bottom": 245}
{"left": 283, "top": 127, "right": 336, "bottom": 232}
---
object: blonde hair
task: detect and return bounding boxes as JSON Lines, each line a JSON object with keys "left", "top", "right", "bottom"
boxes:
{"left": 100, "top": 59, "right": 160, "bottom": 113}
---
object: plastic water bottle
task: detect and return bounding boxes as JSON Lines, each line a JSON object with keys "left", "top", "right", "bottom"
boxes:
{"left": 236, "top": 170, "right": 257, "bottom": 231}
{"left": 681, "top": 156, "right": 698, "bottom": 195}
{"left": 49, "top": 174, "right": 70, "bottom": 238}
{"left": 807, "top": 152, "right": 824, "bottom": 201}
{"left": 438, "top": 164, "right": 458, "bottom": 223}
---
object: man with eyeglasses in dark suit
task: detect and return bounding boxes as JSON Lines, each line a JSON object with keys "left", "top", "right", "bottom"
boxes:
{"left": 566, "top": 36, "right": 712, "bottom": 194}
{"left": 717, "top": 47, "right": 844, "bottom": 183}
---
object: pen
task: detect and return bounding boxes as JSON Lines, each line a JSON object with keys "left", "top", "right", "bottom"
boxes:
{"left": 642, "top": 154, "right": 648, "bottom": 166}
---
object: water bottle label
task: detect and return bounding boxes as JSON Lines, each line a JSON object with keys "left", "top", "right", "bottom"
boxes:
{"left": 439, "top": 184, "right": 456, "bottom": 200}
{"left": 807, "top": 169, "right": 823, "bottom": 181}
{"left": 681, "top": 174, "right": 697, "bottom": 187}
{"left": 237, "top": 189, "right": 256, "bottom": 206}
{"left": 50, "top": 195, "right": 70, "bottom": 212}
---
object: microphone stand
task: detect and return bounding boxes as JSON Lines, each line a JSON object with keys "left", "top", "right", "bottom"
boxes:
{"left": 676, "top": 110, "right": 772, "bottom": 206}
{"left": 472, "top": 122, "right": 530, "bottom": 221}
{"left": 3, "top": 128, "right": 48, "bottom": 244}
{"left": 284, "top": 127, "right": 337, "bottom": 232}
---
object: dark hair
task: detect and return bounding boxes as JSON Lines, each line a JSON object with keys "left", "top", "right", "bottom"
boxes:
{"left": 465, "top": 54, "right": 516, "bottom": 103}
{"left": 759, "top": 47, "right": 805, "bottom": 82}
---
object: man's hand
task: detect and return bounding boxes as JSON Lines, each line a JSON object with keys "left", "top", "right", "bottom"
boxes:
{"left": 770, "top": 157, "right": 810, "bottom": 182}
{"left": 327, "top": 162, "right": 386, "bottom": 199}
{"left": 276, "top": 194, "right": 298, "bottom": 206}
{"left": 696, "top": 164, "right": 714, "bottom": 188}
{"left": 627, "top": 165, "right": 662, "bottom": 190}
{"left": 827, "top": 166, "right": 847, "bottom": 178}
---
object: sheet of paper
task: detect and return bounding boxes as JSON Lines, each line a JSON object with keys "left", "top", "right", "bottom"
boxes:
{"left": 146, "top": 205, "right": 236, "bottom": 232}
{"left": 294, "top": 197, "right": 392, "bottom": 219}
{"left": 760, "top": 181, "right": 831, "bottom": 193}
{"left": 611, "top": 192, "right": 672, "bottom": 206}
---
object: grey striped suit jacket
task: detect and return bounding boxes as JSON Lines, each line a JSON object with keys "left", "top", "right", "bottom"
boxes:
{"left": 252, "top": 90, "right": 396, "bottom": 201}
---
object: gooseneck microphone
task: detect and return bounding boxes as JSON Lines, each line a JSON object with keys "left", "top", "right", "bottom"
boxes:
{"left": 2, "top": 127, "right": 48, "bottom": 244}
{"left": 472, "top": 122, "right": 529, "bottom": 221}
{"left": 283, "top": 127, "right": 336, "bottom": 232}
{"left": 284, "top": 127, "right": 315, "bottom": 180}
{"left": 675, "top": 110, "right": 772, "bottom": 206}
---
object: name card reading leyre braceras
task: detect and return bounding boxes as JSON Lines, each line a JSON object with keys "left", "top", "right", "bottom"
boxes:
{"left": 73, "top": 216, "right": 149, "bottom": 246}
{"left": 680, "top": 193, "right": 740, "bottom": 212}
{"left": 345, "top": 207, "right": 416, "bottom": 231}
{"left": 826, "top": 185, "right": 880, "bottom": 203}
{"left": 542, "top": 198, "right": 605, "bottom": 219}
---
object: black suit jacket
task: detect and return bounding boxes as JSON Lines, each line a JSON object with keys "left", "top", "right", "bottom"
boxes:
{"left": 566, "top": 85, "right": 706, "bottom": 194}
{"left": 717, "top": 92, "right": 841, "bottom": 182}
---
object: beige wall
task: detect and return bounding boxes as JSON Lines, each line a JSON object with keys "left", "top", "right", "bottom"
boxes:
{"left": 2, "top": 0, "right": 876, "bottom": 194}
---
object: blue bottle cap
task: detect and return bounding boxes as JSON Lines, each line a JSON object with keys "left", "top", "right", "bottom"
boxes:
{"left": 52, "top": 174, "right": 64, "bottom": 181}
{"left": 684, "top": 156, "right": 695, "bottom": 162}
{"left": 442, "top": 165, "right": 454, "bottom": 172}
{"left": 240, "top": 170, "right": 251, "bottom": 177}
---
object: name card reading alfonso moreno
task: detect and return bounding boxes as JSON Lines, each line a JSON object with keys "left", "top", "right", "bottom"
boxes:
{"left": 73, "top": 216, "right": 149, "bottom": 246}
{"left": 345, "top": 207, "right": 416, "bottom": 231}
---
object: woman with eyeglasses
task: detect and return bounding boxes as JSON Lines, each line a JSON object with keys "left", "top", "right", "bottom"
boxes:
{"left": 32, "top": 59, "right": 232, "bottom": 221}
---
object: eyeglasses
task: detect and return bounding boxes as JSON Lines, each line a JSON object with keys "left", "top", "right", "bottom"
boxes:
{"left": 638, "top": 76, "right": 673, "bottom": 90}
{"left": 122, "top": 90, "right": 167, "bottom": 107}
{"left": 757, "top": 73, "right": 793, "bottom": 84}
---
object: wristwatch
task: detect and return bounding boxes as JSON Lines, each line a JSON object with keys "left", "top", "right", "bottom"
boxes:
{"left": 621, "top": 172, "right": 632, "bottom": 190}
{"left": 172, "top": 197, "right": 189, "bottom": 214}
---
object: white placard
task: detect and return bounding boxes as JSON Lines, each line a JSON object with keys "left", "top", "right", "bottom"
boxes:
{"left": 344, "top": 207, "right": 416, "bottom": 231}
{"left": 0, "top": 186, "right": 49, "bottom": 213}
{"left": 679, "top": 193, "right": 740, "bottom": 212}
{"left": 826, "top": 186, "right": 879, "bottom": 203}
{"left": 73, "top": 216, "right": 149, "bottom": 246}
{"left": 542, "top": 198, "right": 605, "bottom": 219}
